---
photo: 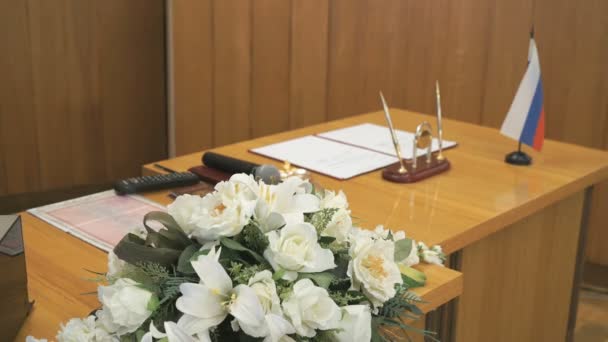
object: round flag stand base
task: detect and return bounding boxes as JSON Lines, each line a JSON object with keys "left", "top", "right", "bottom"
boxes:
{"left": 505, "top": 151, "right": 532, "bottom": 166}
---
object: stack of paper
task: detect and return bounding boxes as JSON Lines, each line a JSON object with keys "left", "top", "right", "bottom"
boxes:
{"left": 251, "top": 123, "right": 457, "bottom": 180}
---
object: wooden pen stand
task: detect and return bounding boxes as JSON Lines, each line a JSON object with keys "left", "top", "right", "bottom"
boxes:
{"left": 382, "top": 154, "right": 450, "bottom": 183}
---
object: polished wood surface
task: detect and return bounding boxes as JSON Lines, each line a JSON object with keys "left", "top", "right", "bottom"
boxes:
{"left": 15, "top": 188, "right": 461, "bottom": 340}
{"left": 169, "top": 0, "right": 608, "bottom": 265}
{"left": 145, "top": 109, "right": 608, "bottom": 254}
{"left": 0, "top": 0, "right": 166, "bottom": 197}
{"left": 456, "top": 191, "right": 584, "bottom": 341}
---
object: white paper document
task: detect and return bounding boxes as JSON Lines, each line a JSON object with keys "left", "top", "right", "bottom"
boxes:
{"left": 28, "top": 190, "right": 166, "bottom": 252}
{"left": 251, "top": 123, "right": 457, "bottom": 180}
{"left": 251, "top": 136, "right": 398, "bottom": 180}
{"left": 317, "top": 123, "right": 457, "bottom": 159}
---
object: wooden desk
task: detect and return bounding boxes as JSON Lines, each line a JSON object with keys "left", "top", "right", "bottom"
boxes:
{"left": 143, "top": 109, "right": 608, "bottom": 341}
{"left": 15, "top": 191, "right": 462, "bottom": 341}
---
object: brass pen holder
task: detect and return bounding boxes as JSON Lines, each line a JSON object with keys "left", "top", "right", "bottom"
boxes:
{"left": 382, "top": 122, "right": 450, "bottom": 183}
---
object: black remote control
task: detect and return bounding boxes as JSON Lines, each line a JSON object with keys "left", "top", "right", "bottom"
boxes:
{"left": 114, "top": 172, "right": 200, "bottom": 195}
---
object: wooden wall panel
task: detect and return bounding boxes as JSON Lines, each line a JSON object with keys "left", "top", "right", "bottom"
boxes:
{"left": 97, "top": 0, "right": 167, "bottom": 180}
{"left": 28, "top": 0, "right": 73, "bottom": 190}
{"left": 325, "top": 0, "right": 360, "bottom": 120}
{"left": 396, "top": 0, "right": 438, "bottom": 115}
{"left": 213, "top": 0, "right": 252, "bottom": 146}
{"left": 0, "top": 1, "right": 41, "bottom": 195}
{"left": 440, "top": 0, "right": 494, "bottom": 124}
{"left": 172, "top": 0, "right": 214, "bottom": 156}
{"left": 289, "top": 0, "right": 329, "bottom": 128}
{"left": 0, "top": 0, "right": 167, "bottom": 196}
{"left": 480, "top": 0, "right": 532, "bottom": 128}
{"left": 64, "top": 0, "right": 107, "bottom": 186}
{"left": 251, "top": 0, "right": 291, "bottom": 137}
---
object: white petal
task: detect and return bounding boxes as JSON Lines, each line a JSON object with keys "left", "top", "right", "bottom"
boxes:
{"left": 290, "top": 194, "right": 320, "bottom": 213}
{"left": 264, "top": 314, "right": 295, "bottom": 342}
{"left": 264, "top": 212, "right": 287, "bottom": 232}
{"left": 301, "top": 245, "right": 336, "bottom": 273}
{"left": 177, "top": 314, "right": 225, "bottom": 337}
{"left": 191, "top": 251, "right": 233, "bottom": 294}
{"left": 141, "top": 332, "right": 153, "bottom": 342}
{"left": 230, "top": 285, "right": 266, "bottom": 337}
{"left": 150, "top": 321, "right": 167, "bottom": 339}
{"left": 177, "top": 283, "right": 226, "bottom": 318}
{"left": 165, "top": 321, "right": 196, "bottom": 342}
{"left": 281, "top": 213, "right": 304, "bottom": 225}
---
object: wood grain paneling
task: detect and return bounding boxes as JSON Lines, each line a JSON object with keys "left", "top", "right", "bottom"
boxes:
{"left": 98, "top": 0, "right": 167, "bottom": 180}
{"left": 289, "top": 0, "right": 329, "bottom": 128}
{"left": 480, "top": 0, "right": 532, "bottom": 128}
{"left": 326, "top": 0, "right": 366, "bottom": 119}
{"left": 172, "top": 0, "right": 214, "bottom": 155}
{"left": 251, "top": 0, "right": 291, "bottom": 137}
{"left": 0, "top": 0, "right": 167, "bottom": 196}
{"left": 456, "top": 192, "right": 584, "bottom": 341}
{"left": 0, "top": 1, "right": 41, "bottom": 195}
{"left": 170, "top": 0, "right": 608, "bottom": 265}
{"left": 213, "top": 0, "right": 252, "bottom": 146}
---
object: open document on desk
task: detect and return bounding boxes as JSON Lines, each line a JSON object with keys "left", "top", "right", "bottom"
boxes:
{"left": 251, "top": 123, "right": 457, "bottom": 180}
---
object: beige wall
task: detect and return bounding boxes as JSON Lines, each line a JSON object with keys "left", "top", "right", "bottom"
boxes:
{"left": 0, "top": 0, "right": 167, "bottom": 196}
{"left": 170, "top": 0, "right": 608, "bottom": 264}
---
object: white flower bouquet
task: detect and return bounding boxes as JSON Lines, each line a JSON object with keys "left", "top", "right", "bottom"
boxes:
{"left": 30, "top": 174, "right": 445, "bottom": 342}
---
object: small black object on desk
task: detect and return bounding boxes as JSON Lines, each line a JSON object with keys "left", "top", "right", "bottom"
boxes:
{"left": 505, "top": 142, "right": 532, "bottom": 166}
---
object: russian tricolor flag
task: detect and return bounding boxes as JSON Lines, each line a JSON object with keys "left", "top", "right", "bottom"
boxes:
{"left": 500, "top": 38, "right": 545, "bottom": 151}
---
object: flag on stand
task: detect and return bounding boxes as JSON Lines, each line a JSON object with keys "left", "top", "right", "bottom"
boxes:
{"left": 500, "top": 37, "right": 545, "bottom": 151}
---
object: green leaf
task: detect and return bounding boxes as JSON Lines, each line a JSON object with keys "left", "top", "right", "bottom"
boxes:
{"left": 135, "top": 330, "right": 146, "bottom": 342}
{"left": 394, "top": 238, "right": 413, "bottom": 262}
{"left": 298, "top": 272, "right": 335, "bottom": 289}
{"left": 272, "top": 268, "right": 286, "bottom": 281}
{"left": 177, "top": 244, "right": 200, "bottom": 274}
{"left": 220, "top": 237, "right": 267, "bottom": 265}
{"left": 318, "top": 236, "right": 336, "bottom": 245}
{"left": 237, "top": 222, "right": 269, "bottom": 254}
{"left": 147, "top": 295, "right": 160, "bottom": 311}
{"left": 190, "top": 249, "right": 211, "bottom": 262}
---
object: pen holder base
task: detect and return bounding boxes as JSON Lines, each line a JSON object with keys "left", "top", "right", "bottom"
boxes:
{"left": 382, "top": 154, "right": 450, "bottom": 183}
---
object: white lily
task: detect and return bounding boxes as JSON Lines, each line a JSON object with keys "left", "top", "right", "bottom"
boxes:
{"left": 175, "top": 248, "right": 266, "bottom": 339}
{"left": 141, "top": 321, "right": 210, "bottom": 342}
{"left": 254, "top": 177, "right": 320, "bottom": 232}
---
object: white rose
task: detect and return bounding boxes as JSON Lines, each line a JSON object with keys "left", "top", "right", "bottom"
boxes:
{"left": 282, "top": 279, "right": 340, "bottom": 337}
{"left": 264, "top": 223, "right": 336, "bottom": 281}
{"left": 237, "top": 271, "right": 296, "bottom": 342}
{"left": 248, "top": 271, "right": 282, "bottom": 315}
{"left": 97, "top": 278, "right": 155, "bottom": 335}
{"left": 321, "top": 208, "right": 352, "bottom": 244}
{"left": 190, "top": 190, "right": 255, "bottom": 241}
{"left": 348, "top": 234, "right": 403, "bottom": 309}
{"left": 214, "top": 174, "right": 259, "bottom": 204}
{"left": 168, "top": 194, "right": 204, "bottom": 235}
{"left": 106, "top": 251, "right": 131, "bottom": 279}
{"left": 56, "top": 316, "right": 97, "bottom": 342}
{"left": 332, "top": 305, "right": 372, "bottom": 342}
{"left": 319, "top": 190, "right": 349, "bottom": 210}
{"left": 255, "top": 177, "right": 320, "bottom": 232}
{"left": 418, "top": 242, "right": 445, "bottom": 266}
{"left": 396, "top": 239, "right": 420, "bottom": 267}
